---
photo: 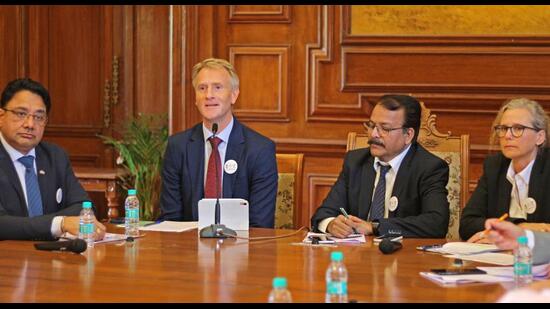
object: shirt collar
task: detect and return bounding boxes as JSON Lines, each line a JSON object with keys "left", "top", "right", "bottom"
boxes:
{"left": 373, "top": 143, "right": 412, "bottom": 173}
{"left": 506, "top": 157, "right": 536, "bottom": 185}
{"left": 202, "top": 117, "right": 234, "bottom": 145}
{"left": 0, "top": 132, "right": 36, "bottom": 163}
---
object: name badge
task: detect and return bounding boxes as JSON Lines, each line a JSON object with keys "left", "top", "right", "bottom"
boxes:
{"left": 224, "top": 159, "right": 238, "bottom": 175}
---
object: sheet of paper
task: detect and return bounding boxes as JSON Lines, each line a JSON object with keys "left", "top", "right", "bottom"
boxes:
{"left": 478, "top": 263, "right": 550, "bottom": 278}
{"left": 94, "top": 232, "right": 129, "bottom": 244}
{"left": 443, "top": 253, "right": 514, "bottom": 266}
{"left": 440, "top": 242, "right": 503, "bottom": 255}
{"left": 302, "top": 232, "right": 366, "bottom": 244}
{"left": 139, "top": 221, "right": 198, "bottom": 232}
{"left": 420, "top": 271, "right": 514, "bottom": 286}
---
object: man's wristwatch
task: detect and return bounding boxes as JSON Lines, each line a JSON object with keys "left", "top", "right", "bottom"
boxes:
{"left": 371, "top": 220, "right": 380, "bottom": 236}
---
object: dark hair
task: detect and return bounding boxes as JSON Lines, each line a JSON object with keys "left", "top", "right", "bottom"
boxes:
{"left": 1, "top": 78, "right": 51, "bottom": 113}
{"left": 377, "top": 94, "right": 421, "bottom": 142}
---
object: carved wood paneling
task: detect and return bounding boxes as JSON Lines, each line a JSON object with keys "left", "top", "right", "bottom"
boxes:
{"left": 228, "top": 5, "right": 291, "bottom": 23}
{"left": 305, "top": 174, "right": 338, "bottom": 228}
{"left": 342, "top": 47, "right": 550, "bottom": 92}
{"left": 229, "top": 46, "right": 289, "bottom": 122}
{"left": 135, "top": 6, "right": 170, "bottom": 115}
{"left": 0, "top": 6, "right": 25, "bottom": 87}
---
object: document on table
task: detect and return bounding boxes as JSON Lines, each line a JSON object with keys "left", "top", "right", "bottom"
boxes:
{"left": 95, "top": 233, "right": 131, "bottom": 244}
{"left": 302, "top": 232, "right": 366, "bottom": 244}
{"left": 426, "top": 242, "right": 513, "bottom": 265}
{"left": 420, "top": 263, "right": 550, "bottom": 286}
{"left": 139, "top": 221, "right": 198, "bottom": 232}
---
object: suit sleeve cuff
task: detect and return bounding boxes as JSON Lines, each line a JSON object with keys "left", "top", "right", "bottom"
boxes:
{"left": 51, "top": 216, "right": 64, "bottom": 238}
{"left": 318, "top": 217, "right": 335, "bottom": 233}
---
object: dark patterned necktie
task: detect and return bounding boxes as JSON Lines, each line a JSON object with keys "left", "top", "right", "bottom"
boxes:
{"left": 370, "top": 163, "right": 391, "bottom": 220}
{"left": 18, "top": 155, "right": 44, "bottom": 217}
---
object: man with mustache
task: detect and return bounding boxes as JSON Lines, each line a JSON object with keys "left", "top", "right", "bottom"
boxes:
{"left": 311, "top": 94, "right": 450, "bottom": 238}
{"left": 0, "top": 78, "right": 106, "bottom": 240}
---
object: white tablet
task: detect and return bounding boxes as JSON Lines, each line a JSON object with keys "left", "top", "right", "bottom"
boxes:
{"left": 198, "top": 198, "right": 249, "bottom": 231}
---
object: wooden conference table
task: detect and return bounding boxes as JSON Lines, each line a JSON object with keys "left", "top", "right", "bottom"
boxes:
{"left": 0, "top": 227, "right": 510, "bottom": 302}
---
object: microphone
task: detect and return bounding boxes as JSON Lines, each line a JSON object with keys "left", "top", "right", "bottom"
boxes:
{"left": 200, "top": 123, "right": 237, "bottom": 239}
{"left": 34, "top": 239, "right": 87, "bottom": 254}
{"left": 379, "top": 238, "right": 403, "bottom": 254}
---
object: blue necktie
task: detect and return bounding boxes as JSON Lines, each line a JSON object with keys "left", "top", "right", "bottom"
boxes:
{"left": 18, "top": 155, "right": 43, "bottom": 217}
{"left": 370, "top": 163, "right": 391, "bottom": 221}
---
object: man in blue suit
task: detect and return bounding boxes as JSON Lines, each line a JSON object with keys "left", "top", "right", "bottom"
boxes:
{"left": 160, "top": 58, "right": 278, "bottom": 228}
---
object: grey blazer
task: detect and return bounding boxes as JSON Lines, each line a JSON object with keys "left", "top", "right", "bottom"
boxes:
{"left": 533, "top": 231, "right": 550, "bottom": 265}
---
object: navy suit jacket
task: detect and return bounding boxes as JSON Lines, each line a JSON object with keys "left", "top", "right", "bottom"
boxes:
{"left": 460, "top": 148, "right": 550, "bottom": 240}
{"left": 311, "top": 143, "right": 450, "bottom": 238}
{"left": 0, "top": 141, "right": 89, "bottom": 240}
{"left": 160, "top": 118, "right": 278, "bottom": 228}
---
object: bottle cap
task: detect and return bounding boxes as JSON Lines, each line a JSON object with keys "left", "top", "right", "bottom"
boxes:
{"left": 82, "top": 201, "right": 92, "bottom": 209}
{"left": 517, "top": 236, "right": 528, "bottom": 244}
{"left": 272, "top": 277, "right": 287, "bottom": 288}
{"left": 128, "top": 189, "right": 137, "bottom": 195}
{"left": 331, "top": 251, "right": 343, "bottom": 262}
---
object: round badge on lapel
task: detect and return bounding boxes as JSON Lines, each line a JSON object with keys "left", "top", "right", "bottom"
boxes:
{"left": 389, "top": 196, "right": 398, "bottom": 212}
{"left": 56, "top": 188, "right": 63, "bottom": 204}
{"left": 525, "top": 197, "right": 537, "bottom": 214}
{"left": 224, "top": 159, "right": 238, "bottom": 175}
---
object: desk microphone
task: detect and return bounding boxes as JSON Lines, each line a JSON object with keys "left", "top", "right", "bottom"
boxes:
{"left": 200, "top": 123, "right": 237, "bottom": 239}
{"left": 379, "top": 238, "right": 402, "bottom": 254}
{"left": 34, "top": 239, "right": 87, "bottom": 254}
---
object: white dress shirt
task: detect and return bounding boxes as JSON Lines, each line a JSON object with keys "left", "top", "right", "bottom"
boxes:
{"left": 506, "top": 159, "right": 535, "bottom": 220}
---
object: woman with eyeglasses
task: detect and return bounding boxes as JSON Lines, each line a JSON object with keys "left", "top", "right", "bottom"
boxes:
{"left": 460, "top": 98, "right": 550, "bottom": 243}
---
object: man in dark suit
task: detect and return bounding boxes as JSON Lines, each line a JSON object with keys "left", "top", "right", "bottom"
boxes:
{"left": 0, "top": 78, "right": 106, "bottom": 240}
{"left": 311, "top": 94, "right": 449, "bottom": 238}
{"left": 160, "top": 58, "right": 277, "bottom": 228}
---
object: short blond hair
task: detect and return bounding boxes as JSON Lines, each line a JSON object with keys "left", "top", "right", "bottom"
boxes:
{"left": 191, "top": 58, "right": 239, "bottom": 91}
{"left": 491, "top": 97, "right": 550, "bottom": 149}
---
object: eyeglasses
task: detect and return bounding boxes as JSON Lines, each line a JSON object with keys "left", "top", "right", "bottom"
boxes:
{"left": 494, "top": 124, "right": 540, "bottom": 138}
{"left": 2, "top": 108, "right": 48, "bottom": 126}
{"left": 364, "top": 120, "right": 404, "bottom": 137}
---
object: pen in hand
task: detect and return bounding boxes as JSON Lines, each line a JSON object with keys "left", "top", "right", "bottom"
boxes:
{"left": 339, "top": 207, "right": 359, "bottom": 234}
{"left": 483, "top": 213, "right": 509, "bottom": 236}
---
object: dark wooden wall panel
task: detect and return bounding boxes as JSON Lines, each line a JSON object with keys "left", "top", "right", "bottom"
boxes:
{"left": 135, "top": 6, "right": 170, "bottom": 116}
{"left": 0, "top": 6, "right": 24, "bottom": 87}
{"left": 230, "top": 47, "right": 289, "bottom": 121}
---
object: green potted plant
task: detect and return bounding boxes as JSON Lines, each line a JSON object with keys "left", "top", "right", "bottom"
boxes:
{"left": 100, "top": 113, "right": 168, "bottom": 221}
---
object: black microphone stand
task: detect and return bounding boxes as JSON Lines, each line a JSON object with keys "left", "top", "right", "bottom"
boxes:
{"left": 200, "top": 123, "right": 237, "bottom": 239}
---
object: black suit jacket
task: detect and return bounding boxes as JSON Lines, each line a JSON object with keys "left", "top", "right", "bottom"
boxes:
{"left": 0, "top": 141, "right": 89, "bottom": 240}
{"left": 311, "top": 143, "right": 450, "bottom": 238}
{"left": 460, "top": 148, "right": 550, "bottom": 240}
{"left": 159, "top": 118, "right": 278, "bottom": 228}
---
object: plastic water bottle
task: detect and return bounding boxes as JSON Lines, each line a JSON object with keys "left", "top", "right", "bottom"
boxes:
{"left": 125, "top": 189, "right": 140, "bottom": 237}
{"left": 514, "top": 236, "right": 532, "bottom": 287}
{"left": 325, "top": 251, "right": 348, "bottom": 303}
{"left": 79, "top": 201, "right": 95, "bottom": 248}
{"left": 268, "top": 277, "right": 292, "bottom": 303}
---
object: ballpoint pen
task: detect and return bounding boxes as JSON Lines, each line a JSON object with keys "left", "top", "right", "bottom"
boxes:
{"left": 339, "top": 207, "right": 359, "bottom": 234}
{"left": 482, "top": 213, "right": 509, "bottom": 236}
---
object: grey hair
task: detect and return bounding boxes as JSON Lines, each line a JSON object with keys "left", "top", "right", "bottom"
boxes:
{"left": 191, "top": 58, "right": 240, "bottom": 91}
{"left": 490, "top": 97, "right": 549, "bottom": 149}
